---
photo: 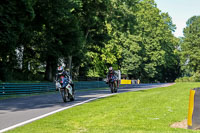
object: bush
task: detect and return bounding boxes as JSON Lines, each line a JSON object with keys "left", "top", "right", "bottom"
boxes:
{"left": 193, "top": 72, "right": 200, "bottom": 82}
{"left": 175, "top": 72, "right": 200, "bottom": 82}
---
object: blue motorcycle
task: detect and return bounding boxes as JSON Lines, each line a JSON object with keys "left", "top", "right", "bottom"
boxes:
{"left": 56, "top": 76, "right": 75, "bottom": 102}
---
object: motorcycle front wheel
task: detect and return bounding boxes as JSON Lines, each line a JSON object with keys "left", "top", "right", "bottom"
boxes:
{"left": 114, "top": 81, "right": 118, "bottom": 93}
{"left": 69, "top": 93, "right": 75, "bottom": 101}
{"left": 69, "top": 89, "right": 75, "bottom": 101}
{"left": 109, "top": 82, "right": 114, "bottom": 93}
{"left": 60, "top": 88, "right": 67, "bottom": 102}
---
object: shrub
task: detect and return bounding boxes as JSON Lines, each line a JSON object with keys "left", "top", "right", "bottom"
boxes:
{"left": 175, "top": 72, "right": 200, "bottom": 82}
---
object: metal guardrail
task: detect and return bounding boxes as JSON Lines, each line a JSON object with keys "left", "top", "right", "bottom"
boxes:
{"left": 0, "top": 83, "right": 56, "bottom": 96}
{"left": 75, "top": 81, "right": 107, "bottom": 90}
{"left": 0, "top": 81, "right": 107, "bottom": 96}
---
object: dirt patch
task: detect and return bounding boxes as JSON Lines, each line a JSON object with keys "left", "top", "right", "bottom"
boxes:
{"left": 171, "top": 119, "right": 187, "bottom": 129}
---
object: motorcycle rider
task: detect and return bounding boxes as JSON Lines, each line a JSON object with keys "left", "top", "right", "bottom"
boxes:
{"left": 56, "top": 66, "right": 74, "bottom": 93}
{"left": 107, "top": 67, "right": 119, "bottom": 87}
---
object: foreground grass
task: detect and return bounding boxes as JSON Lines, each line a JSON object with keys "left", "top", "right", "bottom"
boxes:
{"left": 7, "top": 82, "right": 200, "bottom": 133}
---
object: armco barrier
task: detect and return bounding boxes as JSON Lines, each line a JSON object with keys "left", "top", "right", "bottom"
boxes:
{"left": 188, "top": 88, "right": 200, "bottom": 129}
{"left": 0, "top": 81, "right": 107, "bottom": 96}
{"left": 74, "top": 81, "right": 107, "bottom": 90}
{"left": 0, "top": 83, "right": 56, "bottom": 96}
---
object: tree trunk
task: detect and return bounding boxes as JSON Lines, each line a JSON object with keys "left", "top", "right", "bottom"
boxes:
{"left": 85, "top": 28, "right": 90, "bottom": 40}
{"left": 66, "top": 56, "right": 72, "bottom": 76}
{"left": 75, "top": 66, "right": 80, "bottom": 80}
{"left": 0, "top": 58, "right": 6, "bottom": 81}
{"left": 45, "top": 56, "right": 57, "bottom": 81}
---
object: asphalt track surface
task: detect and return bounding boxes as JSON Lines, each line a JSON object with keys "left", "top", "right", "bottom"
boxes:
{"left": 0, "top": 83, "right": 174, "bottom": 132}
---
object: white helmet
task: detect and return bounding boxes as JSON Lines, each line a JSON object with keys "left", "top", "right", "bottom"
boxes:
{"left": 109, "top": 67, "right": 113, "bottom": 71}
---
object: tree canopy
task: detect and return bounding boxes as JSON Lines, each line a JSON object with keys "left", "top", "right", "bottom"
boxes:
{"left": 0, "top": 0, "right": 187, "bottom": 82}
{"left": 179, "top": 16, "right": 200, "bottom": 77}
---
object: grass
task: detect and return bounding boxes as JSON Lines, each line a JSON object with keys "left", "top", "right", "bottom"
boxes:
{"left": 6, "top": 82, "right": 200, "bottom": 133}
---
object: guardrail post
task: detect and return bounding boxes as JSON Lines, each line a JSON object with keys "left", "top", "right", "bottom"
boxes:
{"left": 29, "top": 85, "right": 31, "bottom": 94}
{"left": 47, "top": 84, "right": 49, "bottom": 92}
{"left": 2, "top": 83, "right": 5, "bottom": 95}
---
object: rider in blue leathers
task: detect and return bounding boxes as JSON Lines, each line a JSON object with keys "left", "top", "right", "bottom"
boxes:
{"left": 56, "top": 66, "right": 74, "bottom": 93}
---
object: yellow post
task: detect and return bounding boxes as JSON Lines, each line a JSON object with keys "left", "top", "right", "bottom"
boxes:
{"left": 120, "top": 80, "right": 132, "bottom": 84}
{"left": 188, "top": 89, "right": 195, "bottom": 127}
{"left": 137, "top": 79, "right": 140, "bottom": 84}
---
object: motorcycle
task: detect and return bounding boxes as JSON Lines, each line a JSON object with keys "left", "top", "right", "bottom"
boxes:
{"left": 56, "top": 76, "right": 75, "bottom": 102}
{"left": 108, "top": 75, "right": 118, "bottom": 93}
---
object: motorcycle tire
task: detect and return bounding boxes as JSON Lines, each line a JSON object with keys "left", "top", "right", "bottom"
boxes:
{"left": 60, "top": 88, "right": 67, "bottom": 102}
{"left": 110, "top": 82, "right": 114, "bottom": 93}
{"left": 114, "top": 81, "right": 118, "bottom": 93}
{"left": 69, "top": 92, "right": 75, "bottom": 101}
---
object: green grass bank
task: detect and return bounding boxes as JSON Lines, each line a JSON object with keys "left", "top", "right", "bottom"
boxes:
{"left": 6, "top": 82, "right": 200, "bottom": 133}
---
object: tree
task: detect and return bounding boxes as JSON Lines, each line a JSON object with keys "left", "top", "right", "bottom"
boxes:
{"left": 27, "top": 0, "right": 84, "bottom": 81}
{"left": 77, "top": 0, "right": 112, "bottom": 77}
{"left": 121, "top": 0, "right": 179, "bottom": 82}
{"left": 180, "top": 16, "right": 200, "bottom": 76}
{"left": 0, "top": 0, "right": 35, "bottom": 81}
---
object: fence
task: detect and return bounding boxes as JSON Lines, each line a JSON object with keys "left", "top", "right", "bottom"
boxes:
{"left": 0, "top": 83, "right": 56, "bottom": 96}
{"left": 0, "top": 81, "right": 107, "bottom": 96}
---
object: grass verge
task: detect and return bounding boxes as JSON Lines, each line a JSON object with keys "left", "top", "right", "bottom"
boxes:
{"left": 6, "top": 82, "right": 200, "bottom": 133}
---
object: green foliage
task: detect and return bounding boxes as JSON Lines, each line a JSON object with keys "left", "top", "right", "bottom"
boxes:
{"left": 175, "top": 71, "right": 200, "bottom": 82}
{"left": 0, "top": 0, "right": 35, "bottom": 81}
{"left": 0, "top": 0, "right": 181, "bottom": 82}
{"left": 119, "top": 0, "right": 179, "bottom": 82}
{"left": 180, "top": 16, "right": 200, "bottom": 77}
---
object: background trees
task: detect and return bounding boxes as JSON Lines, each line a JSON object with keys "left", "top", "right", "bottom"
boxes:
{"left": 0, "top": 0, "right": 35, "bottom": 81}
{"left": 0, "top": 0, "right": 190, "bottom": 82}
{"left": 178, "top": 16, "right": 200, "bottom": 81}
{"left": 119, "top": 0, "right": 180, "bottom": 82}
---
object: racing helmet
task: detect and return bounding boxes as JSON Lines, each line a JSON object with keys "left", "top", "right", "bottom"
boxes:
{"left": 57, "top": 66, "right": 64, "bottom": 74}
{"left": 109, "top": 67, "right": 113, "bottom": 71}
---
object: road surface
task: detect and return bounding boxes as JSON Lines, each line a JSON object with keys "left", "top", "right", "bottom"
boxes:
{"left": 0, "top": 83, "right": 174, "bottom": 132}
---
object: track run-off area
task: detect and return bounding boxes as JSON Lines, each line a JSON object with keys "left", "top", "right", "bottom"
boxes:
{"left": 0, "top": 83, "right": 174, "bottom": 133}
